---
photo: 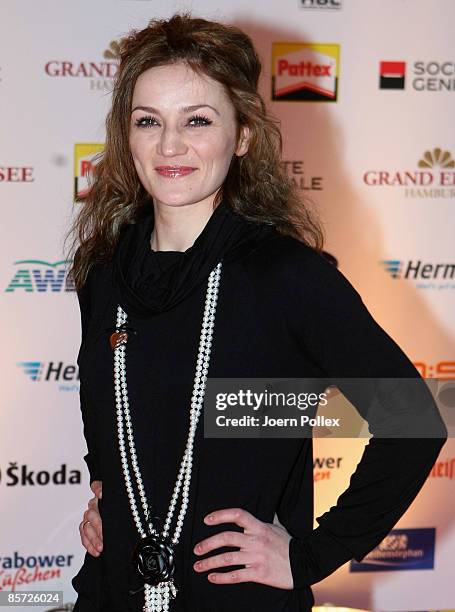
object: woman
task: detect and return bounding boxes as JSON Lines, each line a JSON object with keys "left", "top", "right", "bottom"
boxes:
{"left": 68, "top": 13, "right": 447, "bottom": 612}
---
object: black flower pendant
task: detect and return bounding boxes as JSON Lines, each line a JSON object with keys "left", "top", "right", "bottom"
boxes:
{"left": 132, "top": 534, "right": 175, "bottom": 586}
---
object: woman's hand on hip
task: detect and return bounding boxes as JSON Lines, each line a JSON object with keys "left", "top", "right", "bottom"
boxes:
{"left": 79, "top": 480, "right": 103, "bottom": 557}
{"left": 193, "top": 508, "right": 293, "bottom": 589}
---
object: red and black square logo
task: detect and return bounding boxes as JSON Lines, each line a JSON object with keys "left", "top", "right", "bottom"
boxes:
{"left": 379, "top": 61, "right": 406, "bottom": 89}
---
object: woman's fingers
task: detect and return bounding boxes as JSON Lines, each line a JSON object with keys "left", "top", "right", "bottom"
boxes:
{"left": 83, "top": 505, "right": 103, "bottom": 542}
{"left": 79, "top": 518, "right": 102, "bottom": 557}
{"left": 194, "top": 530, "right": 251, "bottom": 555}
{"left": 194, "top": 550, "right": 257, "bottom": 573}
{"left": 87, "top": 496, "right": 98, "bottom": 511}
{"left": 82, "top": 509, "right": 102, "bottom": 548}
{"left": 193, "top": 509, "right": 293, "bottom": 589}
{"left": 203, "top": 508, "right": 262, "bottom": 533}
{"left": 91, "top": 480, "right": 102, "bottom": 499}
{"left": 206, "top": 567, "right": 259, "bottom": 584}
{"left": 79, "top": 489, "right": 104, "bottom": 556}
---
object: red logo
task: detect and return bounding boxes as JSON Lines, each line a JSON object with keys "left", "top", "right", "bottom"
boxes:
{"left": 379, "top": 61, "right": 406, "bottom": 89}
{"left": 430, "top": 457, "right": 455, "bottom": 480}
{"left": 0, "top": 167, "right": 34, "bottom": 183}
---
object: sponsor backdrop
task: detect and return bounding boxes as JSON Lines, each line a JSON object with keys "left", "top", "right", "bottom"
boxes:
{"left": 0, "top": 0, "right": 454, "bottom": 610}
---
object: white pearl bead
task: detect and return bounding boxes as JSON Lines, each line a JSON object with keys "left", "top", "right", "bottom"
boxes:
{"left": 114, "top": 264, "right": 221, "bottom": 612}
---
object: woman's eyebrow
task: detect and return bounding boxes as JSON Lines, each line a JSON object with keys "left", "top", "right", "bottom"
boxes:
{"left": 131, "top": 104, "right": 220, "bottom": 116}
{"left": 182, "top": 104, "right": 220, "bottom": 116}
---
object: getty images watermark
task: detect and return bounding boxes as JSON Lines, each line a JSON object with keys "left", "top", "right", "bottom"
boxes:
{"left": 203, "top": 378, "right": 452, "bottom": 439}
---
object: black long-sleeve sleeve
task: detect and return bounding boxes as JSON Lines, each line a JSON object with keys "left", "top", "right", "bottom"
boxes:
{"left": 76, "top": 261, "right": 102, "bottom": 485}
{"left": 276, "top": 242, "right": 447, "bottom": 588}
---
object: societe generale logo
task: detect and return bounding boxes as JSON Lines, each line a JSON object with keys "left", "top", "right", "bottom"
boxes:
{"left": 379, "top": 61, "right": 406, "bottom": 89}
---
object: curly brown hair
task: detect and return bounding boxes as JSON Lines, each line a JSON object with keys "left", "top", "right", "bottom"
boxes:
{"left": 67, "top": 13, "right": 324, "bottom": 290}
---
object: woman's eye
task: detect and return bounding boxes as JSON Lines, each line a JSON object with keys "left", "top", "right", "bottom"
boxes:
{"left": 133, "top": 114, "right": 212, "bottom": 128}
{"left": 134, "top": 115, "right": 159, "bottom": 127}
{"left": 187, "top": 115, "right": 212, "bottom": 127}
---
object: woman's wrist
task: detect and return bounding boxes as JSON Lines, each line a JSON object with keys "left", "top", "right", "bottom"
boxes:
{"left": 289, "top": 526, "right": 354, "bottom": 589}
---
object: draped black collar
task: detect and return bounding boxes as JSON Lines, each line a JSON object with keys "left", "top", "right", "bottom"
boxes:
{"left": 113, "top": 201, "right": 278, "bottom": 318}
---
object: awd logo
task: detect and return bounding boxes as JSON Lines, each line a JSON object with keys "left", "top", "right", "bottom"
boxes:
{"left": 5, "top": 260, "right": 74, "bottom": 292}
{"left": 350, "top": 528, "right": 435, "bottom": 571}
{"left": 272, "top": 43, "right": 339, "bottom": 101}
{"left": 74, "top": 143, "right": 104, "bottom": 200}
{"left": 380, "top": 259, "right": 455, "bottom": 289}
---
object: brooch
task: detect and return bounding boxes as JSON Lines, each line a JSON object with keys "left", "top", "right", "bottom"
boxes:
{"left": 109, "top": 325, "right": 137, "bottom": 350}
{"left": 131, "top": 532, "right": 177, "bottom": 595}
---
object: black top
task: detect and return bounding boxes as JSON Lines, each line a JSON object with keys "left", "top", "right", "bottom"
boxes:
{"left": 71, "top": 202, "right": 446, "bottom": 612}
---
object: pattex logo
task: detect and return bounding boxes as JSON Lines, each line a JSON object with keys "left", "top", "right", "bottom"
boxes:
{"left": 74, "top": 143, "right": 104, "bottom": 200}
{"left": 5, "top": 260, "right": 74, "bottom": 292}
{"left": 272, "top": 43, "right": 339, "bottom": 101}
{"left": 380, "top": 259, "right": 455, "bottom": 290}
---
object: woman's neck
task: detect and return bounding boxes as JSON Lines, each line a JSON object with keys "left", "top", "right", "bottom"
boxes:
{"left": 150, "top": 199, "right": 218, "bottom": 252}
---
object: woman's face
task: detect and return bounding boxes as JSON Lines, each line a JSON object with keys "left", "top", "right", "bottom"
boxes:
{"left": 129, "top": 62, "right": 249, "bottom": 209}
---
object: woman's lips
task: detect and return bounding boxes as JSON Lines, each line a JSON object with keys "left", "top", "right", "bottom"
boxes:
{"left": 155, "top": 166, "right": 197, "bottom": 178}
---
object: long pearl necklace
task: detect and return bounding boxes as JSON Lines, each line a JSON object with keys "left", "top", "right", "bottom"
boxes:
{"left": 112, "top": 262, "right": 222, "bottom": 612}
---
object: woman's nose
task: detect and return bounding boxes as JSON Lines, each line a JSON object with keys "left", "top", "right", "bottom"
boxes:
{"left": 157, "top": 126, "right": 188, "bottom": 157}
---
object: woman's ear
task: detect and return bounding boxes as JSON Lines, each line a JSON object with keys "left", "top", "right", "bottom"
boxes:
{"left": 235, "top": 125, "right": 251, "bottom": 157}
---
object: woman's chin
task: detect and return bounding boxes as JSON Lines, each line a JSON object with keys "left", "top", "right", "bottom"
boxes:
{"left": 151, "top": 194, "right": 209, "bottom": 209}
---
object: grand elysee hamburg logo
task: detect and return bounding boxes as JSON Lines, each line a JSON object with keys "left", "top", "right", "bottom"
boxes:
{"left": 74, "top": 143, "right": 104, "bottom": 200}
{"left": 363, "top": 147, "right": 455, "bottom": 198}
{"left": 0, "top": 166, "right": 34, "bottom": 183}
{"left": 44, "top": 41, "right": 120, "bottom": 91}
{"left": 272, "top": 43, "right": 340, "bottom": 101}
